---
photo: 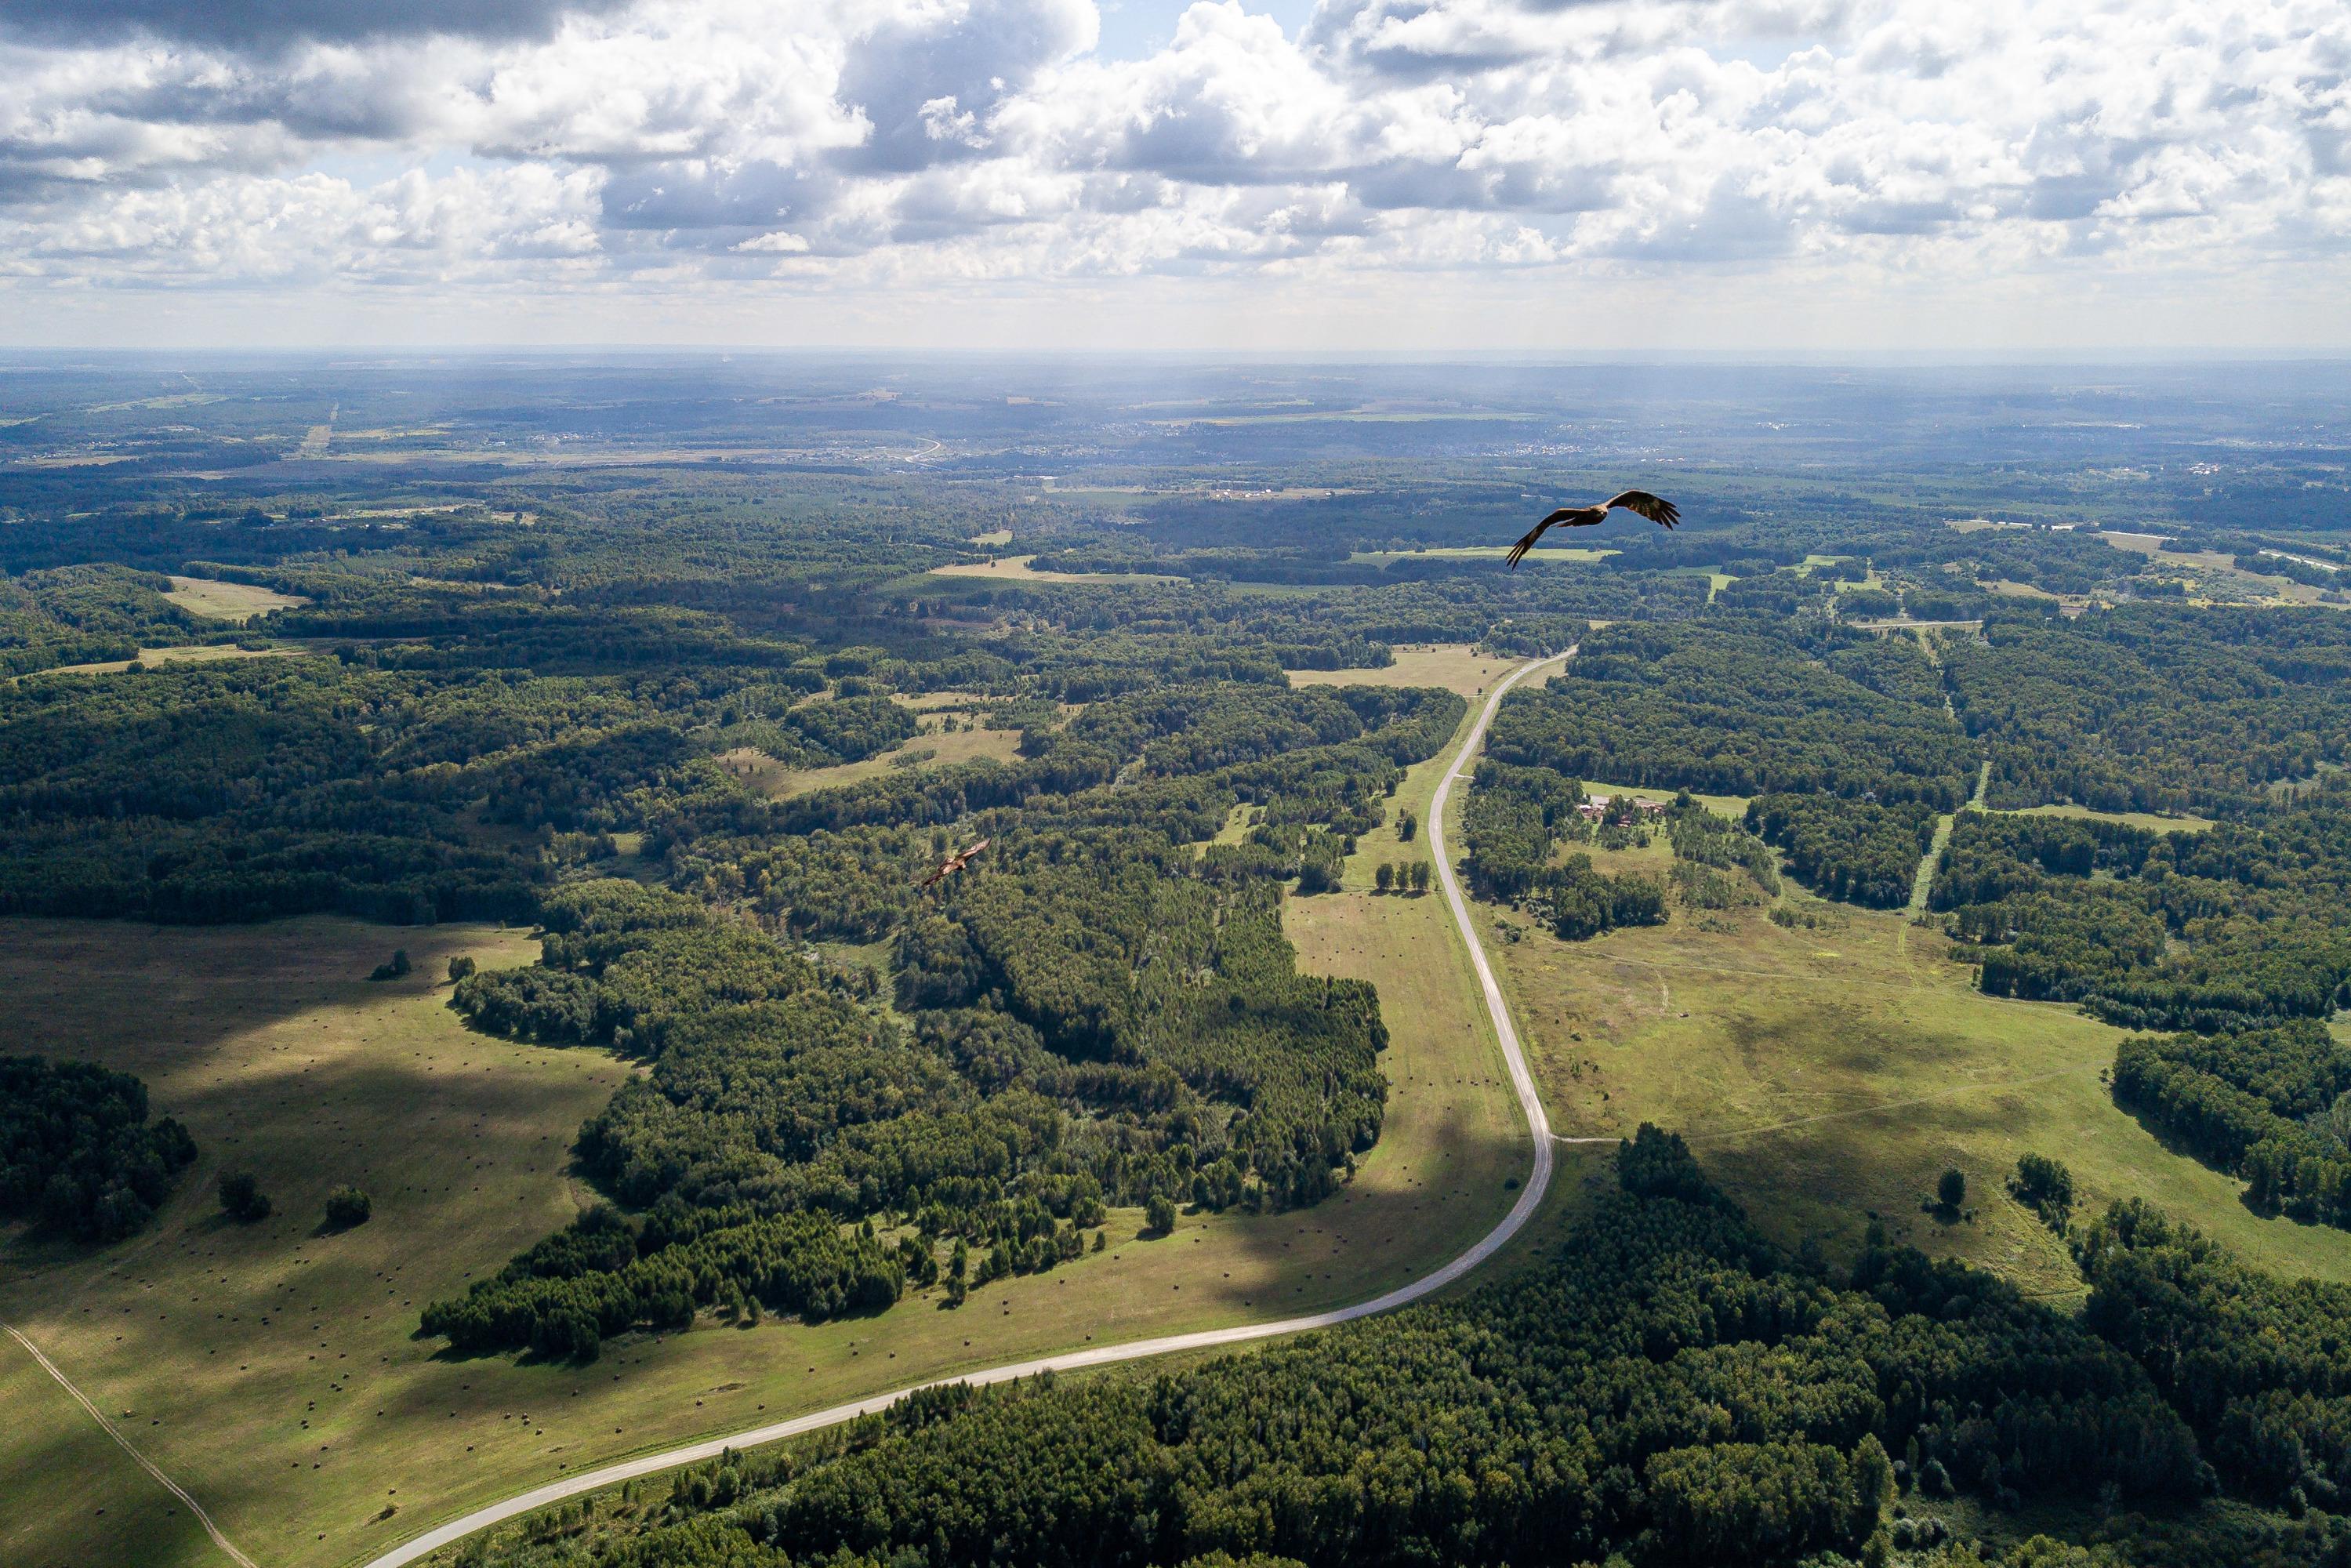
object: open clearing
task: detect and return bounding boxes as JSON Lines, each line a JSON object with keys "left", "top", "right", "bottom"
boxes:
{"left": 718, "top": 724, "right": 1025, "bottom": 799}
{"left": 1288, "top": 642, "right": 1523, "bottom": 696}
{"left": 928, "top": 554, "right": 1177, "bottom": 584}
{"left": 0, "top": 1333, "right": 227, "bottom": 1568}
{"left": 1576, "top": 778, "right": 1751, "bottom": 821}
{"left": 1994, "top": 803, "right": 2215, "bottom": 834}
{"left": 31, "top": 644, "right": 303, "bottom": 679}
{"left": 1485, "top": 896, "right": 2351, "bottom": 1297}
{"left": 9, "top": 657, "right": 1552, "bottom": 1568}
{"left": 162, "top": 577, "right": 310, "bottom": 623}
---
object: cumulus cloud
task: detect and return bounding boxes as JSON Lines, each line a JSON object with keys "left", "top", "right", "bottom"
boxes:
{"left": 0, "top": 0, "right": 2344, "bottom": 339}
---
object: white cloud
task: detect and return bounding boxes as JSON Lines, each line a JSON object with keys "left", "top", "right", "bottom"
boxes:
{"left": 0, "top": 0, "right": 2345, "bottom": 345}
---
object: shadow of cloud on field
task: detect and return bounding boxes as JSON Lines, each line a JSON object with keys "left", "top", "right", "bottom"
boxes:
{"left": 1207, "top": 1102, "right": 1537, "bottom": 1321}
{"left": 0, "top": 1385, "right": 221, "bottom": 1568}
{"left": 0, "top": 917, "right": 555, "bottom": 1292}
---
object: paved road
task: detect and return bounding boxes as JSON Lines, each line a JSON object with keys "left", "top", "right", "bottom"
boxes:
{"left": 362, "top": 652, "right": 1567, "bottom": 1568}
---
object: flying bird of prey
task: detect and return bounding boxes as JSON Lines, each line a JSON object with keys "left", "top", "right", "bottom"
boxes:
{"left": 917, "top": 838, "right": 990, "bottom": 891}
{"left": 1506, "top": 490, "right": 1680, "bottom": 568}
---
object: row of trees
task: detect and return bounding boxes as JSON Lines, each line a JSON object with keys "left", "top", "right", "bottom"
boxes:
{"left": 421, "top": 1202, "right": 902, "bottom": 1362}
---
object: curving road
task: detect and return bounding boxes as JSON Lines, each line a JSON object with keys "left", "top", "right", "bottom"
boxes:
{"left": 363, "top": 651, "right": 1567, "bottom": 1568}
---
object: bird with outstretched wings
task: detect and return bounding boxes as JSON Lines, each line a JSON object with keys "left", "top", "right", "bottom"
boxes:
{"left": 1506, "top": 490, "right": 1679, "bottom": 568}
{"left": 916, "top": 837, "right": 990, "bottom": 891}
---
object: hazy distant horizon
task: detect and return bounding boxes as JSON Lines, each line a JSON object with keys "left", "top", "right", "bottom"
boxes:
{"left": 8, "top": 346, "right": 2351, "bottom": 366}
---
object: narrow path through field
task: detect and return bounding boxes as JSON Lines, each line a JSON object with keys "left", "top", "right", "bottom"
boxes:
{"left": 3, "top": 1323, "right": 258, "bottom": 1568}
{"left": 358, "top": 652, "right": 1567, "bottom": 1568}
{"left": 1899, "top": 758, "right": 1990, "bottom": 946}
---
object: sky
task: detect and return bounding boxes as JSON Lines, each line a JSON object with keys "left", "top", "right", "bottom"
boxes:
{"left": 1, "top": 0, "right": 2346, "bottom": 351}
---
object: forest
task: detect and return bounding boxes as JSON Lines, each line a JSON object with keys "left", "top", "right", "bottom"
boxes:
{"left": 1486, "top": 620, "right": 1977, "bottom": 807}
{"left": 1745, "top": 792, "right": 1940, "bottom": 909}
{"left": 1939, "top": 788, "right": 2351, "bottom": 1034}
{"left": 1945, "top": 609, "right": 2351, "bottom": 815}
{"left": 419, "top": 672, "right": 1460, "bottom": 1354}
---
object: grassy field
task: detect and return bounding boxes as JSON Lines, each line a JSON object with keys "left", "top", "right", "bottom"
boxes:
{"left": 717, "top": 724, "right": 1025, "bottom": 799}
{"left": 3, "top": 661, "right": 1560, "bottom": 1568}
{"left": 35, "top": 645, "right": 302, "bottom": 679}
{"left": 1994, "top": 803, "right": 2215, "bottom": 834}
{"left": 162, "top": 576, "right": 310, "bottom": 623}
{"left": 928, "top": 555, "right": 1176, "bottom": 584}
{"left": 1480, "top": 896, "right": 2351, "bottom": 1297}
{"left": 1576, "top": 778, "right": 1751, "bottom": 821}
{"left": 1287, "top": 643, "right": 1523, "bottom": 696}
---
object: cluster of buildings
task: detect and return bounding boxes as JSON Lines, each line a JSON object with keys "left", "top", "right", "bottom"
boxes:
{"left": 1578, "top": 793, "right": 1670, "bottom": 823}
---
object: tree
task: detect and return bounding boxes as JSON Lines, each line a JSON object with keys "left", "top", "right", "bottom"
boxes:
{"left": 1375, "top": 862, "right": 1395, "bottom": 893}
{"left": 325, "top": 1185, "right": 372, "bottom": 1229}
{"left": 448, "top": 954, "right": 477, "bottom": 983}
{"left": 369, "top": 949, "right": 411, "bottom": 982}
{"left": 219, "top": 1171, "right": 270, "bottom": 1222}
{"left": 1398, "top": 811, "right": 1418, "bottom": 842}
{"left": 1937, "top": 1167, "right": 1967, "bottom": 1213}
{"left": 2009, "top": 1154, "right": 2073, "bottom": 1229}
{"left": 1145, "top": 1193, "right": 1177, "bottom": 1236}
{"left": 1410, "top": 861, "right": 1431, "bottom": 894}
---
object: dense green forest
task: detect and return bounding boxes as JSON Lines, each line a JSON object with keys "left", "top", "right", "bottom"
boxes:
{"left": 1946, "top": 609, "right": 2351, "bottom": 814}
{"left": 1747, "top": 793, "right": 1940, "bottom": 909}
{"left": 1939, "top": 789, "right": 2351, "bottom": 1034}
{"left": 0, "top": 1054, "right": 197, "bottom": 1241}
{"left": 1486, "top": 620, "right": 1977, "bottom": 806}
{"left": 447, "top": 1134, "right": 2351, "bottom": 1568}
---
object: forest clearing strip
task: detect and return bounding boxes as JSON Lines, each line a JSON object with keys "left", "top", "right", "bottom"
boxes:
{"left": 1553, "top": 1064, "right": 2098, "bottom": 1149}
{"left": 357, "top": 652, "right": 1566, "bottom": 1568}
{"left": 3, "top": 1323, "right": 259, "bottom": 1568}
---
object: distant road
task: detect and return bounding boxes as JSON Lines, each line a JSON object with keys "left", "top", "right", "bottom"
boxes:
{"left": 361, "top": 653, "right": 1566, "bottom": 1568}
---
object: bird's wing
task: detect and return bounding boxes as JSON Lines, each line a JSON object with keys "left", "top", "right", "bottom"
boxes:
{"left": 1602, "top": 491, "right": 1679, "bottom": 529}
{"left": 1506, "top": 514, "right": 1562, "bottom": 570}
